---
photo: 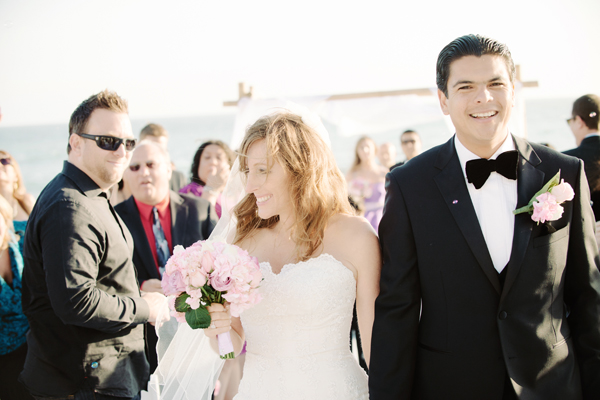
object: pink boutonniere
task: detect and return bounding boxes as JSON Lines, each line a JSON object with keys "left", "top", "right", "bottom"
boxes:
{"left": 513, "top": 171, "right": 575, "bottom": 224}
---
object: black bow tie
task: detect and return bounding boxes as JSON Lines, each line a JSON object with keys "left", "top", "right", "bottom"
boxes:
{"left": 465, "top": 150, "right": 518, "bottom": 189}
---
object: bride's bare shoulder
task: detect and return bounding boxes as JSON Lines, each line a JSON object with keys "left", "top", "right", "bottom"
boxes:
{"left": 326, "top": 213, "right": 377, "bottom": 245}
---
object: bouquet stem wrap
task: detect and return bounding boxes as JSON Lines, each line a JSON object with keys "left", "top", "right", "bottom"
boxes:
{"left": 217, "top": 332, "right": 235, "bottom": 359}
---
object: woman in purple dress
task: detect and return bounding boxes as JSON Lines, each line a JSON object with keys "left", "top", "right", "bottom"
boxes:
{"left": 346, "top": 136, "right": 387, "bottom": 232}
{"left": 180, "top": 140, "right": 235, "bottom": 218}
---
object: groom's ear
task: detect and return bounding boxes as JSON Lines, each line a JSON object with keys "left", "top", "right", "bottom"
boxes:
{"left": 438, "top": 89, "right": 450, "bottom": 116}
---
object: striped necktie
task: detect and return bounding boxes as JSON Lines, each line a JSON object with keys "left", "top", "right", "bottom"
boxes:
{"left": 152, "top": 207, "right": 170, "bottom": 275}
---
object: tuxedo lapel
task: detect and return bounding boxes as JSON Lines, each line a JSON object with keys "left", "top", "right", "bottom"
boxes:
{"left": 502, "top": 136, "right": 544, "bottom": 299}
{"left": 170, "top": 191, "right": 188, "bottom": 248}
{"left": 434, "top": 137, "right": 501, "bottom": 294}
{"left": 121, "top": 197, "right": 158, "bottom": 279}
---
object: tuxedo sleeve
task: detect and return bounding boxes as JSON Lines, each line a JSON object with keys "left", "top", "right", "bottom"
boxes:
{"left": 369, "top": 171, "right": 420, "bottom": 399}
{"left": 564, "top": 160, "right": 600, "bottom": 398}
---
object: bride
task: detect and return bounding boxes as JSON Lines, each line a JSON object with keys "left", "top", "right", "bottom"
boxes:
{"left": 154, "top": 111, "right": 381, "bottom": 400}
{"left": 204, "top": 112, "right": 381, "bottom": 399}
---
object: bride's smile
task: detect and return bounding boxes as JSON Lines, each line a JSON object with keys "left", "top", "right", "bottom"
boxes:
{"left": 244, "top": 139, "right": 293, "bottom": 221}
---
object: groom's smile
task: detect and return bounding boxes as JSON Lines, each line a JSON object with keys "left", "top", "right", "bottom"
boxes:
{"left": 438, "top": 54, "right": 515, "bottom": 158}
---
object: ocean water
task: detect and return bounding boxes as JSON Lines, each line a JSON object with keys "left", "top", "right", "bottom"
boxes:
{"left": 0, "top": 97, "right": 577, "bottom": 198}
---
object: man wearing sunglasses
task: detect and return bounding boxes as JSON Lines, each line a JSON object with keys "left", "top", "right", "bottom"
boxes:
{"left": 115, "top": 141, "right": 216, "bottom": 372}
{"left": 564, "top": 94, "right": 600, "bottom": 221}
{"left": 20, "top": 90, "right": 169, "bottom": 400}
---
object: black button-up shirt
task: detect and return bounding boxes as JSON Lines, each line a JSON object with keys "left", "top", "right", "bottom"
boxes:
{"left": 20, "top": 161, "right": 150, "bottom": 397}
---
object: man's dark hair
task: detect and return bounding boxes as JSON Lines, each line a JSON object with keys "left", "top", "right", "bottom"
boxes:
{"left": 67, "top": 89, "right": 128, "bottom": 154}
{"left": 401, "top": 129, "right": 419, "bottom": 137}
{"left": 436, "top": 34, "right": 516, "bottom": 98}
{"left": 572, "top": 94, "right": 600, "bottom": 131}
{"left": 190, "top": 140, "right": 235, "bottom": 185}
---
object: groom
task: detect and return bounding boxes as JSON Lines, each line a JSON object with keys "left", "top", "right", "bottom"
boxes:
{"left": 369, "top": 35, "right": 600, "bottom": 399}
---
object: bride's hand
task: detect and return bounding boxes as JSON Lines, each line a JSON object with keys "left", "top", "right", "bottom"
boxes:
{"left": 203, "top": 303, "right": 232, "bottom": 338}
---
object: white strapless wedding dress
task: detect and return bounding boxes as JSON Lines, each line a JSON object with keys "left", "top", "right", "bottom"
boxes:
{"left": 234, "top": 253, "right": 368, "bottom": 400}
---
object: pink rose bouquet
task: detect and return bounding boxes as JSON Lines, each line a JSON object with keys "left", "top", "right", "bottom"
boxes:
{"left": 161, "top": 239, "right": 262, "bottom": 359}
{"left": 514, "top": 171, "right": 575, "bottom": 224}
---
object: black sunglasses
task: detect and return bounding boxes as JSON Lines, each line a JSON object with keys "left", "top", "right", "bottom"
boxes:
{"left": 76, "top": 133, "right": 137, "bottom": 151}
{"left": 0, "top": 157, "right": 11, "bottom": 166}
{"left": 128, "top": 161, "right": 157, "bottom": 172}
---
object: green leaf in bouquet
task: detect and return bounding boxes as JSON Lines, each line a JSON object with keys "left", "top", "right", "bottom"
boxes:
{"left": 185, "top": 306, "right": 212, "bottom": 329}
{"left": 175, "top": 293, "right": 191, "bottom": 313}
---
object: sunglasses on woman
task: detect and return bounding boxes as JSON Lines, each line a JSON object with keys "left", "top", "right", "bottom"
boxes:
{"left": 0, "top": 157, "right": 12, "bottom": 166}
{"left": 76, "top": 133, "right": 137, "bottom": 152}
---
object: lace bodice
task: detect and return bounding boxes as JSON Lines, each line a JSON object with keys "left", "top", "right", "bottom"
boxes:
{"left": 235, "top": 253, "right": 368, "bottom": 400}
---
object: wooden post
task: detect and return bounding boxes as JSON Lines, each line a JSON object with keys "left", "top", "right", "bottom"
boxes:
{"left": 223, "top": 67, "right": 538, "bottom": 106}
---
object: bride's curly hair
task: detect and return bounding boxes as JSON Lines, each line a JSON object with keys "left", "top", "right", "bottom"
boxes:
{"left": 233, "top": 112, "right": 353, "bottom": 261}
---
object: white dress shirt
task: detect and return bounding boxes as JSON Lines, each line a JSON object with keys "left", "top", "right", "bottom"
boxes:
{"left": 454, "top": 134, "right": 518, "bottom": 273}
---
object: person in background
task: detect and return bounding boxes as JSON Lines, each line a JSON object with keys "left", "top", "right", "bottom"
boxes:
{"left": 378, "top": 142, "right": 397, "bottom": 171}
{"left": 109, "top": 178, "right": 132, "bottom": 206}
{"left": 179, "top": 140, "right": 235, "bottom": 218}
{"left": 346, "top": 136, "right": 387, "bottom": 231}
{"left": 391, "top": 129, "right": 422, "bottom": 169}
{"left": 0, "top": 150, "right": 35, "bottom": 220}
{"left": 139, "top": 123, "right": 187, "bottom": 192}
{"left": 0, "top": 196, "right": 33, "bottom": 400}
{"left": 563, "top": 94, "right": 600, "bottom": 221}
{"left": 115, "top": 141, "right": 217, "bottom": 372}
{"left": 19, "top": 90, "right": 169, "bottom": 400}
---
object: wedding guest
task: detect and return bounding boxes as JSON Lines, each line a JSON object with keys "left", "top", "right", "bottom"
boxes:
{"left": 0, "top": 150, "right": 35, "bottom": 220}
{"left": 0, "top": 196, "right": 33, "bottom": 400}
{"left": 390, "top": 129, "right": 422, "bottom": 169}
{"left": 179, "top": 140, "right": 235, "bottom": 218}
{"left": 539, "top": 142, "right": 556, "bottom": 150}
{"left": 563, "top": 94, "right": 600, "bottom": 221}
{"left": 19, "top": 90, "right": 169, "bottom": 399}
{"left": 116, "top": 141, "right": 217, "bottom": 372}
{"left": 109, "top": 178, "right": 132, "bottom": 206}
{"left": 139, "top": 123, "right": 187, "bottom": 192}
{"left": 370, "top": 34, "right": 600, "bottom": 400}
{"left": 346, "top": 136, "right": 387, "bottom": 231}
{"left": 378, "top": 142, "right": 397, "bottom": 170}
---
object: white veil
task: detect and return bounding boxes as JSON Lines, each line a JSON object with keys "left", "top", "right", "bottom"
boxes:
{"left": 144, "top": 102, "right": 330, "bottom": 400}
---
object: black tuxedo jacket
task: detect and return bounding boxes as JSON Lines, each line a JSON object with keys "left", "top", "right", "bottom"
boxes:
{"left": 564, "top": 135, "right": 600, "bottom": 221}
{"left": 369, "top": 135, "right": 600, "bottom": 400}
{"left": 115, "top": 191, "right": 216, "bottom": 284}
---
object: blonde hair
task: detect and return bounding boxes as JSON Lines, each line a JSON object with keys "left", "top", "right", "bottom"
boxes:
{"left": 349, "top": 136, "right": 377, "bottom": 173}
{"left": 0, "top": 150, "right": 33, "bottom": 215}
{"left": 233, "top": 112, "right": 353, "bottom": 261}
{"left": 0, "top": 195, "right": 14, "bottom": 251}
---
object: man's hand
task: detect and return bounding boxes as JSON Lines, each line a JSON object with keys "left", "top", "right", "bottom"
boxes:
{"left": 141, "top": 279, "right": 164, "bottom": 294}
{"left": 142, "top": 291, "right": 170, "bottom": 326}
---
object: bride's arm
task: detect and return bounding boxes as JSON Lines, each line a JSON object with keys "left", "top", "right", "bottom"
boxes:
{"left": 204, "top": 303, "right": 245, "bottom": 356}
{"left": 353, "top": 223, "right": 381, "bottom": 367}
{"left": 330, "top": 215, "right": 381, "bottom": 367}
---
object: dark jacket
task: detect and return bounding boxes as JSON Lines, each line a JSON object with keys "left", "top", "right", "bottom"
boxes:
{"left": 370, "top": 136, "right": 600, "bottom": 400}
{"left": 169, "top": 170, "right": 187, "bottom": 193}
{"left": 563, "top": 135, "right": 600, "bottom": 220}
{"left": 20, "top": 161, "right": 150, "bottom": 398}
{"left": 115, "top": 191, "right": 216, "bottom": 284}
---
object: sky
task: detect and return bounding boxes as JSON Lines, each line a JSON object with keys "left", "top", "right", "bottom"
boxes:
{"left": 1, "top": 0, "right": 599, "bottom": 126}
